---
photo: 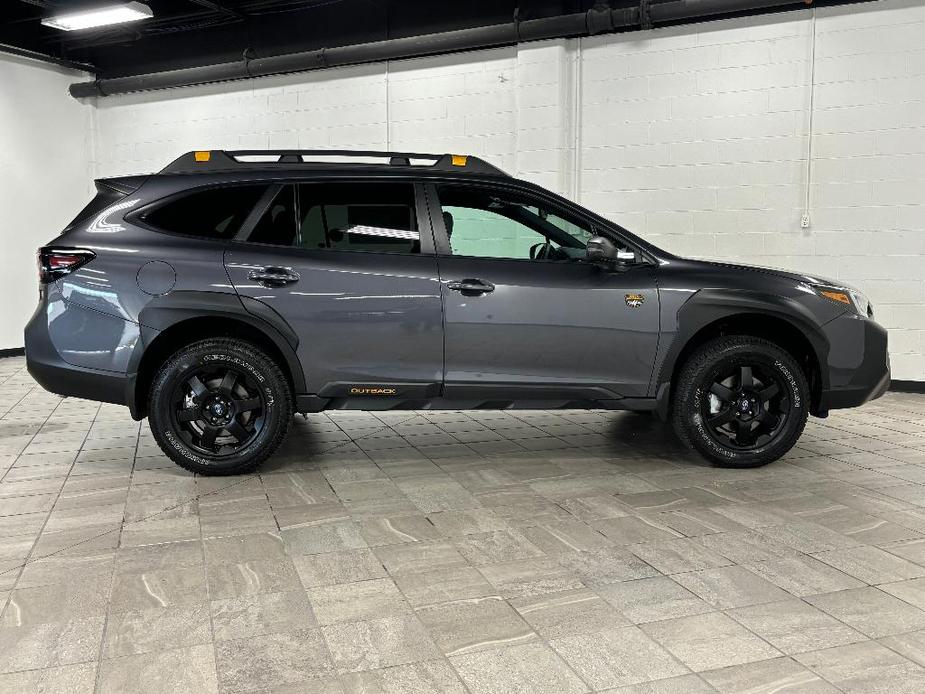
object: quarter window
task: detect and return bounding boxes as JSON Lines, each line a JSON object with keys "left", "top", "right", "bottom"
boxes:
{"left": 142, "top": 184, "right": 268, "bottom": 239}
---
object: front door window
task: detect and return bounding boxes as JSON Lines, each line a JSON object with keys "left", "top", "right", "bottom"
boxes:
{"left": 435, "top": 185, "right": 597, "bottom": 261}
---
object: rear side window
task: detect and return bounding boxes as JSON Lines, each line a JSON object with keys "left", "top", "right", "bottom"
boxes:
{"left": 297, "top": 182, "right": 419, "bottom": 254}
{"left": 245, "top": 182, "right": 420, "bottom": 253}
{"left": 142, "top": 185, "right": 268, "bottom": 239}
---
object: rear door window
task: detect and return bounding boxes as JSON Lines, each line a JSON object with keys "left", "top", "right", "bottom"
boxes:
{"left": 142, "top": 184, "right": 268, "bottom": 239}
{"left": 242, "top": 181, "right": 422, "bottom": 254}
{"left": 297, "top": 182, "right": 420, "bottom": 254}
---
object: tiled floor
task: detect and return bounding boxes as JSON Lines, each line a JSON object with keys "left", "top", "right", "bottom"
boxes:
{"left": 1, "top": 354, "right": 925, "bottom": 693}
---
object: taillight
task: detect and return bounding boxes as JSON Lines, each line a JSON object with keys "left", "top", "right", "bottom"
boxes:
{"left": 38, "top": 247, "right": 96, "bottom": 284}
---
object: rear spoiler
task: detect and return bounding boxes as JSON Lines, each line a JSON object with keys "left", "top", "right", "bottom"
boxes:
{"left": 96, "top": 175, "right": 149, "bottom": 195}
{"left": 62, "top": 175, "right": 150, "bottom": 233}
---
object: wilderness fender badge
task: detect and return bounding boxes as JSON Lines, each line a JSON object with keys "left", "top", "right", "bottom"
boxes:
{"left": 625, "top": 293, "right": 645, "bottom": 308}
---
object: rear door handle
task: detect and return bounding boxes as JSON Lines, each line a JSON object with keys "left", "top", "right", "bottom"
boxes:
{"left": 247, "top": 267, "right": 300, "bottom": 287}
{"left": 447, "top": 279, "right": 495, "bottom": 295}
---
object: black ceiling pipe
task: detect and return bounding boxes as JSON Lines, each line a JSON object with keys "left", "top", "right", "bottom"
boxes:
{"left": 69, "top": 0, "right": 811, "bottom": 98}
{"left": 0, "top": 42, "right": 97, "bottom": 74}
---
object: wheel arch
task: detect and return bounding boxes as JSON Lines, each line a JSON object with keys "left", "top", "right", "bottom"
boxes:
{"left": 655, "top": 290, "right": 830, "bottom": 418}
{"left": 131, "top": 292, "right": 305, "bottom": 419}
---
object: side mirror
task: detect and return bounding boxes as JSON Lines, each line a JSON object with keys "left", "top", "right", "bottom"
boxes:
{"left": 586, "top": 236, "right": 617, "bottom": 262}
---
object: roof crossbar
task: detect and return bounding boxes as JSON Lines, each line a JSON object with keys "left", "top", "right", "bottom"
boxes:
{"left": 159, "top": 149, "right": 508, "bottom": 176}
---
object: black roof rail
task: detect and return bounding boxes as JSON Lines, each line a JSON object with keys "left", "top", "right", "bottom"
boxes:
{"left": 159, "top": 149, "right": 509, "bottom": 177}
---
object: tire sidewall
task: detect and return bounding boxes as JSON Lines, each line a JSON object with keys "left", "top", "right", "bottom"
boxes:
{"left": 150, "top": 342, "right": 287, "bottom": 473}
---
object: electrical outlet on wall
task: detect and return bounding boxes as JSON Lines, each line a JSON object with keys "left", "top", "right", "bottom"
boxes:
{"left": 801, "top": 214, "right": 810, "bottom": 229}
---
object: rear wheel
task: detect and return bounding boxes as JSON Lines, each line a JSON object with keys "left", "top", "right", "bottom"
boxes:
{"left": 672, "top": 336, "right": 808, "bottom": 468}
{"left": 149, "top": 338, "right": 292, "bottom": 475}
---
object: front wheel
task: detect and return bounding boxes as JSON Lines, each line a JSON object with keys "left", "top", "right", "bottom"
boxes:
{"left": 672, "top": 336, "right": 808, "bottom": 468}
{"left": 148, "top": 338, "right": 292, "bottom": 475}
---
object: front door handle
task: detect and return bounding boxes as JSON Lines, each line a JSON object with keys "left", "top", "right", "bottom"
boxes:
{"left": 447, "top": 279, "right": 495, "bottom": 295}
{"left": 247, "top": 267, "right": 300, "bottom": 287}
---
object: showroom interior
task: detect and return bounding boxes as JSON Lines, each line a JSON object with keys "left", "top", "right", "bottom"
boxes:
{"left": 1, "top": 0, "right": 925, "bottom": 692}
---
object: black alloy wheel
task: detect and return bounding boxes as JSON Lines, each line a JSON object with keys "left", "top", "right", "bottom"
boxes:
{"left": 701, "top": 363, "right": 790, "bottom": 450}
{"left": 672, "top": 335, "right": 809, "bottom": 468}
{"left": 171, "top": 365, "right": 266, "bottom": 456}
{"left": 149, "top": 338, "right": 292, "bottom": 475}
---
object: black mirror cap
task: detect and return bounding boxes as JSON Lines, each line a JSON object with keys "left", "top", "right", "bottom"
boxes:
{"left": 586, "top": 235, "right": 617, "bottom": 262}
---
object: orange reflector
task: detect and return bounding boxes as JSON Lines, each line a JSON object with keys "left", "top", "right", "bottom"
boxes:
{"left": 194, "top": 151, "right": 211, "bottom": 162}
{"left": 820, "top": 290, "right": 850, "bottom": 305}
{"left": 451, "top": 155, "right": 468, "bottom": 166}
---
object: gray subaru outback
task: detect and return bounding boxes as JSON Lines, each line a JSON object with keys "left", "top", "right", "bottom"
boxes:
{"left": 25, "top": 150, "right": 890, "bottom": 475}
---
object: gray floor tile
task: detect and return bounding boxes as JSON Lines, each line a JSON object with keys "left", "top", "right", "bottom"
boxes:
{"left": 292, "top": 548, "right": 387, "bottom": 587}
{"left": 202, "top": 531, "right": 286, "bottom": 566}
{"left": 744, "top": 555, "right": 865, "bottom": 597}
{"left": 795, "top": 641, "right": 925, "bottom": 693}
{"left": 521, "top": 520, "right": 614, "bottom": 554}
{"left": 450, "top": 642, "right": 589, "bottom": 694}
{"left": 672, "top": 565, "right": 792, "bottom": 609}
{"left": 0, "top": 616, "right": 105, "bottom": 673}
{"left": 812, "top": 545, "right": 925, "bottom": 585}
{"left": 452, "top": 528, "right": 545, "bottom": 565}
{"left": 629, "top": 538, "right": 732, "bottom": 574}
{"left": 880, "top": 629, "right": 925, "bottom": 668}
{"left": 510, "top": 587, "right": 629, "bottom": 638}
{"left": 702, "top": 656, "right": 839, "bottom": 693}
{"left": 0, "top": 663, "right": 97, "bottom": 694}
{"left": 696, "top": 529, "right": 796, "bottom": 564}
{"left": 807, "top": 586, "right": 925, "bottom": 638}
{"left": 359, "top": 515, "right": 444, "bottom": 546}
{"left": 309, "top": 577, "right": 410, "bottom": 625}
{"left": 375, "top": 541, "right": 468, "bottom": 576}
{"left": 394, "top": 565, "right": 494, "bottom": 607}
{"left": 104, "top": 603, "right": 212, "bottom": 658}
{"left": 603, "top": 674, "right": 716, "bottom": 693}
{"left": 0, "top": 581, "right": 109, "bottom": 626}
{"left": 597, "top": 576, "right": 713, "bottom": 624}
{"left": 323, "top": 614, "right": 441, "bottom": 672}
{"left": 557, "top": 547, "right": 658, "bottom": 586}
{"left": 98, "top": 644, "right": 219, "bottom": 694}
{"left": 592, "top": 516, "right": 683, "bottom": 545}
{"left": 550, "top": 625, "right": 688, "bottom": 689}
{"left": 208, "top": 557, "right": 304, "bottom": 600}
{"left": 282, "top": 521, "right": 368, "bottom": 556}
{"left": 110, "top": 565, "right": 209, "bottom": 612}
{"left": 758, "top": 522, "right": 860, "bottom": 553}
{"left": 641, "top": 612, "right": 782, "bottom": 672}
{"left": 416, "top": 595, "right": 536, "bottom": 656}
{"left": 478, "top": 557, "right": 584, "bottom": 598}
{"left": 727, "top": 599, "right": 865, "bottom": 654}
{"left": 341, "top": 658, "right": 467, "bottom": 694}
{"left": 211, "top": 590, "right": 316, "bottom": 640}
{"left": 213, "top": 628, "right": 332, "bottom": 691}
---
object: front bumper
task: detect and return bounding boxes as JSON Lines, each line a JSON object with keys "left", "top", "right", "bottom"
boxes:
{"left": 816, "top": 313, "right": 890, "bottom": 412}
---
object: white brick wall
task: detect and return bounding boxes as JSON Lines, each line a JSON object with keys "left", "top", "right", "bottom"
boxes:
{"left": 0, "top": 55, "right": 92, "bottom": 350}
{"left": 84, "top": 0, "right": 925, "bottom": 379}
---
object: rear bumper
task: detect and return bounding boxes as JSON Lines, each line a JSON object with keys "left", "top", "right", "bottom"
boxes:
{"left": 817, "top": 314, "right": 890, "bottom": 413}
{"left": 25, "top": 304, "right": 136, "bottom": 412}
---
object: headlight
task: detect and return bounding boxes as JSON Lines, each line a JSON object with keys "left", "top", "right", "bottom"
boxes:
{"left": 813, "top": 284, "right": 870, "bottom": 317}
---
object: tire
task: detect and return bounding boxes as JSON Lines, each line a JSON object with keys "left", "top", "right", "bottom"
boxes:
{"left": 672, "top": 336, "right": 808, "bottom": 468}
{"left": 148, "top": 338, "right": 292, "bottom": 475}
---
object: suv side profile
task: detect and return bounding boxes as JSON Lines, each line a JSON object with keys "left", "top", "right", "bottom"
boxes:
{"left": 25, "top": 150, "right": 890, "bottom": 475}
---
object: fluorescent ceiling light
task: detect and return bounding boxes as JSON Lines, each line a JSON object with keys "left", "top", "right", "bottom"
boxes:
{"left": 41, "top": 2, "right": 153, "bottom": 32}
